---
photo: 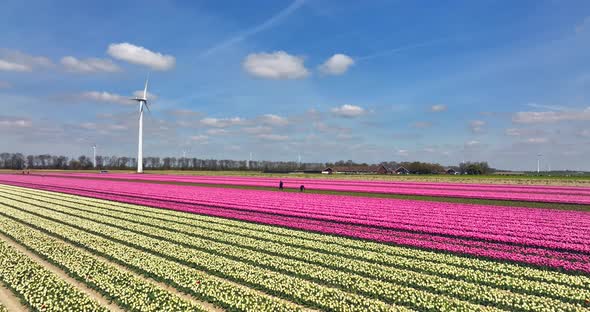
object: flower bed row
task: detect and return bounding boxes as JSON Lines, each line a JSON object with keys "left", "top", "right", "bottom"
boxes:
{"left": 31, "top": 172, "right": 590, "bottom": 204}
{"left": 0, "top": 214, "right": 206, "bottom": 312}
{"left": 3, "top": 189, "right": 590, "bottom": 311}
{"left": 9, "top": 184, "right": 590, "bottom": 290}
{"left": 0, "top": 238, "right": 105, "bottom": 311}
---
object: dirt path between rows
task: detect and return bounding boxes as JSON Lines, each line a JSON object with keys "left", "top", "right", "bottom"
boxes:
{"left": 0, "top": 283, "right": 27, "bottom": 312}
{"left": 0, "top": 232, "right": 124, "bottom": 312}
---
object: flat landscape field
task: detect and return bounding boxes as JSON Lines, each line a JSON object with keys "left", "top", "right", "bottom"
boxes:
{"left": 0, "top": 172, "right": 589, "bottom": 311}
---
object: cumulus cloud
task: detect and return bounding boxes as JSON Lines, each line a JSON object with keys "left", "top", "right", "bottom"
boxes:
{"left": 319, "top": 54, "right": 354, "bottom": 75}
{"left": 0, "top": 116, "right": 32, "bottom": 128}
{"left": 61, "top": 56, "right": 121, "bottom": 73}
{"left": 200, "top": 117, "right": 245, "bottom": 128}
{"left": 331, "top": 104, "right": 366, "bottom": 118}
{"left": 0, "top": 49, "right": 53, "bottom": 72}
{"left": 79, "top": 91, "right": 131, "bottom": 105}
{"left": 260, "top": 114, "right": 289, "bottom": 126}
{"left": 465, "top": 140, "right": 480, "bottom": 147}
{"left": 430, "top": 104, "right": 447, "bottom": 112}
{"left": 107, "top": 43, "right": 175, "bottom": 71}
{"left": 513, "top": 109, "right": 590, "bottom": 123}
{"left": 469, "top": 120, "right": 486, "bottom": 133}
{"left": 242, "top": 51, "right": 309, "bottom": 79}
{"left": 0, "top": 59, "right": 31, "bottom": 72}
{"left": 257, "top": 134, "right": 289, "bottom": 141}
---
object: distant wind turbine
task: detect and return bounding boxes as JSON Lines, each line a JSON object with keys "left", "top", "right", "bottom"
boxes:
{"left": 537, "top": 153, "right": 542, "bottom": 173}
{"left": 92, "top": 144, "right": 96, "bottom": 168}
{"left": 131, "top": 76, "right": 151, "bottom": 173}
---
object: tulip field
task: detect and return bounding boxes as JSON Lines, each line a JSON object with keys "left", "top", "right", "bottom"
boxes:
{"left": 28, "top": 172, "right": 590, "bottom": 204}
{"left": 0, "top": 174, "right": 589, "bottom": 311}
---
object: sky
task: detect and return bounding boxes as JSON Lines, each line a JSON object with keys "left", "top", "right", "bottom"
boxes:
{"left": 1, "top": 0, "right": 590, "bottom": 170}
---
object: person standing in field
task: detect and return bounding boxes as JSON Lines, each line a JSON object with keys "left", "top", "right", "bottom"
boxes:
{"left": 300, "top": 185, "right": 305, "bottom": 192}
{"left": 279, "top": 180, "right": 284, "bottom": 190}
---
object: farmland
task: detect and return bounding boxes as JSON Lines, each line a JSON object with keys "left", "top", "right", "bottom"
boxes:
{"left": 0, "top": 174, "right": 589, "bottom": 311}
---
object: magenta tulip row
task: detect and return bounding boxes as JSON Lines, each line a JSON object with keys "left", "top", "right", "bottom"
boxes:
{"left": 33, "top": 172, "right": 590, "bottom": 204}
{"left": 1, "top": 174, "right": 589, "bottom": 273}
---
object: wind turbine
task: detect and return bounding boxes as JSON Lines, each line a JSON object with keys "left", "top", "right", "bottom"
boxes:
{"left": 132, "top": 77, "right": 151, "bottom": 173}
{"left": 92, "top": 144, "right": 96, "bottom": 168}
{"left": 537, "top": 153, "right": 542, "bottom": 173}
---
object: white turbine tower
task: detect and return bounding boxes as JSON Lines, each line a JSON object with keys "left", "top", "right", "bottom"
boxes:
{"left": 537, "top": 153, "right": 542, "bottom": 173}
{"left": 92, "top": 144, "right": 97, "bottom": 168}
{"left": 132, "top": 77, "right": 151, "bottom": 173}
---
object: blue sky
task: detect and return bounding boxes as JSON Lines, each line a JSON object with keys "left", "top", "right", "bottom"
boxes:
{"left": 2, "top": 0, "right": 590, "bottom": 170}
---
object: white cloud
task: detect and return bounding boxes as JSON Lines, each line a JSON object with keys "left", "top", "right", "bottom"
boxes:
{"left": 257, "top": 134, "right": 289, "bottom": 141}
{"left": 505, "top": 128, "right": 522, "bottom": 136}
{"left": 396, "top": 149, "right": 409, "bottom": 156}
{"left": 526, "top": 137, "right": 548, "bottom": 144}
{"left": 242, "top": 51, "right": 309, "bottom": 79}
{"left": 0, "top": 49, "right": 53, "bottom": 72}
{"left": 525, "top": 103, "right": 566, "bottom": 111}
{"left": 513, "top": 109, "right": 590, "bottom": 123}
{"left": 206, "top": 128, "right": 229, "bottom": 135}
{"left": 430, "top": 104, "right": 447, "bottom": 112}
{"left": 61, "top": 56, "right": 120, "bottom": 73}
{"left": 319, "top": 54, "right": 354, "bottom": 75}
{"left": 260, "top": 114, "right": 289, "bottom": 126}
{"left": 331, "top": 104, "right": 366, "bottom": 118}
{"left": 80, "top": 91, "right": 131, "bottom": 105}
{"left": 190, "top": 135, "right": 209, "bottom": 143}
{"left": 200, "top": 117, "right": 245, "bottom": 128}
{"left": 0, "top": 59, "right": 31, "bottom": 72}
{"left": 243, "top": 126, "right": 272, "bottom": 134}
{"left": 469, "top": 120, "right": 486, "bottom": 133}
{"left": 0, "top": 116, "right": 32, "bottom": 128}
{"left": 412, "top": 121, "right": 432, "bottom": 129}
{"left": 465, "top": 140, "right": 480, "bottom": 146}
{"left": 107, "top": 43, "right": 175, "bottom": 71}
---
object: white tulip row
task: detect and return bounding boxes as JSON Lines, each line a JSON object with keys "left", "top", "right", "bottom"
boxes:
{"left": 0, "top": 303, "right": 7, "bottom": 312}
{"left": 0, "top": 205, "right": 303, "bottom": 312}
{"left": 10, "top": 184, "right": 588, "bottom": 294}
{"left": 0, "top": 239, "right": 105, "bottom": 311}
{"left": 0, "top": 200, "right": 409, "bottom": 312}
{"left": 0, "top": 214, "right": 207, "bottom": 312}
{"left": 26, "top": 187, "right": 589, "bottom": 308}
{"left": 10, "top": 191, "right": 585, "bottom": 312}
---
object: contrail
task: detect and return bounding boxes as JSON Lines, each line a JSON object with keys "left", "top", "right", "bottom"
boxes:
{"left": 356, "top": 37, "right": 451, "bottom": 61}
{"left": 201, "top": 0, "right": 306, "bottom": 56}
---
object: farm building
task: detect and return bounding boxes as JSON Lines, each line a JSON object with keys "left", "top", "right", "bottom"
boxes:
{"left": 322, "top": 165, "right": 391, "bottom": 175}
{"left": 394, "top": 166, "right": 410, "bottom": 174}
{"left": 445, "top": 168, "right": 459, "bottom": 175}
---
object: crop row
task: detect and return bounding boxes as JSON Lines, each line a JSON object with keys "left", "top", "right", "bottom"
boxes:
{"left": 0, "top": 214, "right": 207, "bottom": 311}
{"left": 0, "top": 201, "right": 407, "bottom": 312}
{"left": 7, "top": 183, "right": 590, "bottom": 291}
{"left": 0, "top": 181, "right": 587, "bottom": 275}
{"left": 0, "top": 198, "right": 417, "bottom": 312}
{"left": 8, "top": 178, "right": 588, "bottom": 273}
{"left": 8, "top": 188, "right": 590, "bottom": 310}
{"left": 2, "top": 189, "right": 589, "bottom": 311}
{"left": 29, "top": 172, "right": 590, "bottom": 203}
{"left": 0, "top": 223, "right": 303, "bottom": 310}
{"left": 0, "top": 238, "right": 105, "bottom": 311}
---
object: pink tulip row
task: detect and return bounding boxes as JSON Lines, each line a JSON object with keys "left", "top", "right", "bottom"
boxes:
{"left": 1, "top": 174, "right": 589, "bottom": 273}
{"left": 34, "top": 172, "right": 590, "bottom": 204}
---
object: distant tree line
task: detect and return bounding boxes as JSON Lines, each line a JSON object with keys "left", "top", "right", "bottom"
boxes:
{"left": 0, "top": 153, "right": 494, "bottom": 174}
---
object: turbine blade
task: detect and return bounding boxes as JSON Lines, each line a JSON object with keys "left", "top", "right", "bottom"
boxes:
{"left": 143, "top": 74, "right": 150, "bottom": 99}
{"left": 144, "top": 102, "right": 151, "bottom": 113}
